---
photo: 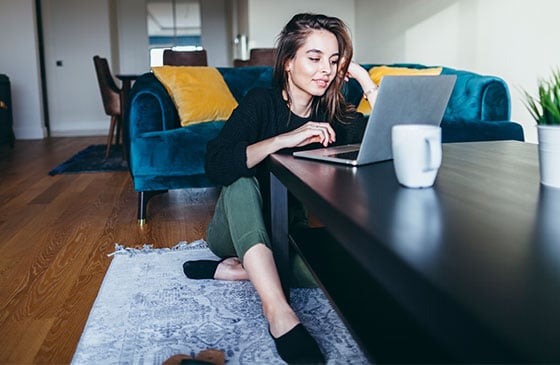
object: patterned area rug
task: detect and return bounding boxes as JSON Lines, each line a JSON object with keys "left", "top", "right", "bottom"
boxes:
{"left": 71, "top": 240, "right": 370, "bottom": 365}
{"left": 48, "top": 144, "right": 128, "bottom": 175}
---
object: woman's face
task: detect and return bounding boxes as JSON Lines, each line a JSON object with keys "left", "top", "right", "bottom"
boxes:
{"left": 285, "top": 29, "right": 339, "bottom": 100}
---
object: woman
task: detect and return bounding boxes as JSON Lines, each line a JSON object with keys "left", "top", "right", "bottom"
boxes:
{"left": 183, "top": 13, "right": 378, "bottom": 364}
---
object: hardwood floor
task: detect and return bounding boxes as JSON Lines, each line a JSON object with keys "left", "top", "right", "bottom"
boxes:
{"left": 0, "top": 137, "right": 217, "bottom": 364}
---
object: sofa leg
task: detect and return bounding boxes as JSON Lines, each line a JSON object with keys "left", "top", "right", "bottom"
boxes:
{"left": 137, "top": 190, "right": 167, "bottom": 225}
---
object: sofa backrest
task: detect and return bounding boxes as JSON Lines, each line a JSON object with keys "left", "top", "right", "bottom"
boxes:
{"left": 215, "top": 64, "right": 511, "bottom": 123}
{"left": 349, "top": 64, "right": 511, "bottom": 122}
{"left": 128, "top": 64, "right": 511, "bottom": 135}
{"left": 217, "top": 66, "right": 274, "bottom": 102}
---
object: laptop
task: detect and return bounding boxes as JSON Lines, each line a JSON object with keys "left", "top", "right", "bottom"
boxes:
{"left": 293, "top": 75, "right": 457, "bottom": 166}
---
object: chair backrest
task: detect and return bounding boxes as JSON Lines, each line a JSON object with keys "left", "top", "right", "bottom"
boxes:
{"left": 93, "top": 55, "right": 121, "bottom": 116}
{"left": 248, "top": 48, "right": 277, "bottom": 66}
{"left": 163, "top": 49, "right": 208, "bottom": 66}
{"left": 233, "top": 48, "right": 277, "bottom": 67}
{"left": 233, "top": 59, "right": 249, "bottom": 67}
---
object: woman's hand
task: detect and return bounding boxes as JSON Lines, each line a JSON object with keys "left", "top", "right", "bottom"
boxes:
{"left": 245, "top": 121, "right": 335, "bottom": 169}
{"left": 280, "top": 121, "right": 336, "bottom": 148}
{"left": 346, "top": 61, "right": 378, "bottom": 109}
{"left": 345, "top": 61, "right": 370, "bottom": 84}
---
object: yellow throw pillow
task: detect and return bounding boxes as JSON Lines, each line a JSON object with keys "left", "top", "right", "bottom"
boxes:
{"left": 152, "top": 66, "right": 238, "bottom": 126}
{"left": 356, "top": 66, "right": 443, "bottom": 114}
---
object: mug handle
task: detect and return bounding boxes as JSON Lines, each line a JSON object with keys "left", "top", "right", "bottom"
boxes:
{"left": 424, "top": 136, "right": 442, "bottom": 171}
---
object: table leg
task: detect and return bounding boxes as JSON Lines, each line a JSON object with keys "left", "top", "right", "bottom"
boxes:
{"left": 269, "top": 171, "right": 290, "bottom": 299}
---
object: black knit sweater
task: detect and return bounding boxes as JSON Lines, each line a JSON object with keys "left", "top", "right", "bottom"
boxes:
{"left": 205, "top": 87, "right": 366, "bottom": 186}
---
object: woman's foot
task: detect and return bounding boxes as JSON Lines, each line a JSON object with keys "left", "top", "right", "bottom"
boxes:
{"left": 266, "top": 306, "right": 324, "bottom": 364}
{"left": 267, "top": 306, "right": 300, "bottom": 339}
{"left": 214, "top": 257, "right": 248, "bottom": 280}
{"left": 270, "top": 323, "right": 325, "bottom": 364}
{"left": 183, "top": 257, "right": 248, "bottom": 280}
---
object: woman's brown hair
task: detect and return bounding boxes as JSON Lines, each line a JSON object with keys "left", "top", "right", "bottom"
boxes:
{"left": 273, "top": 13, "right": 356, "bottom": 124}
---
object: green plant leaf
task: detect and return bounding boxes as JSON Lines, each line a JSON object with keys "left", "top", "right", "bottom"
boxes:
{"left": 522, "top": 68, "right": 560, "bottom": 125}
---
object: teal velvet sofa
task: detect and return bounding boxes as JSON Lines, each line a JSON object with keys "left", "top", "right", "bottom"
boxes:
{"left": 125, "top": 64, "right": 524, "bottom": 223}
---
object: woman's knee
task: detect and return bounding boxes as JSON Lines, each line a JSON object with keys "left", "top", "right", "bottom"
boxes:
{"left": 222, "top": 177, "right": 263, "bottom": 207}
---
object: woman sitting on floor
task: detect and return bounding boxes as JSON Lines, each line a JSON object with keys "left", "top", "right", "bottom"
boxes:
{"left": 183, "top": 12, "right": 378, "bottom": 364}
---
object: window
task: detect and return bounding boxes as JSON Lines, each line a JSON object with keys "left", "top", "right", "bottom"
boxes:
{"left": 147, "top": 0, "right": 202, "bottom": 66}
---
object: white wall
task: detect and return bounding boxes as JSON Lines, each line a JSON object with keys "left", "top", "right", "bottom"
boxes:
{"left": 355, "top": 0, "right": 560, "bottom": 143}
{"left": 115, "top": 0, "right": 150, "bottom": 75}
{"left": 0, "top": 0, "right": 46, "bottom": 139}
{"left": 247, "top": 0, "right": 356, "bottom": 49}
{"left": 201, "top": 0, "right": 231, "bottom": 67}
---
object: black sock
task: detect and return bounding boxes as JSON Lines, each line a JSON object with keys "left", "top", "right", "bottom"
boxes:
{"left": 270, "top": 323, "right": 325, "bottom": 364}
{"left": 182, "top": 260, "right": 220, "bottom": 280}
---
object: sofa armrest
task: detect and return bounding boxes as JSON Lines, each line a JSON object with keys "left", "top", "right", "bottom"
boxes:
{"left": 126, "top": 72, "right": 180, "bottom": 140}
{"left": 441, "top": 68, "right": 510, "bottom": 122}
{"left": 349, "top": 64, "right": 512, "bottom": 123}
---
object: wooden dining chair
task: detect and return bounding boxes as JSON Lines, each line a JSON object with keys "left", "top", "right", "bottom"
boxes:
{"left": 234, "top": 48, "right": 277, "bottom": 67}
{"left": 93, "top": 55, "right": 122, "bottom": 159}
{"left": 163, "top": 49, "right": 208, "bottom": 66}
{"left": 247, "top": 48, "right": 277, "bottom": 66}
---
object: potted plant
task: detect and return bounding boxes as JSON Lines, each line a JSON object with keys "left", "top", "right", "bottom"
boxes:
{"left": 522, "top": 69, "right": 560, "bottom": 188}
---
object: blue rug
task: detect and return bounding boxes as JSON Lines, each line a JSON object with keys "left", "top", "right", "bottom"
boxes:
{"left": 48, "top": 144, "right": 128, "bottom": 175}
{"left": 71, "top": 240, "right": 370, "bottom": 364}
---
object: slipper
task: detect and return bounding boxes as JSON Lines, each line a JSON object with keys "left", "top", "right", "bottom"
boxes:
{"left": 183, "top": 258, "right": 227, "bottom": 280}
{"left": 162, "top": 354, "right": 211, "bottom": 365}
{"left": 162, "top": 349, "right": 225, "bottom": 365}
{"left": 195, "top": 349, "right": 225, "bottom": 365}
{"left": 270, "top": 323, "right": 325, "bottom": 364}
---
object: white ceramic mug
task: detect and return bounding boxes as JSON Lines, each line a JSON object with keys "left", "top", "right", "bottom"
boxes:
{"left": 392, "top": 124, "right": 442, "bottom": 188}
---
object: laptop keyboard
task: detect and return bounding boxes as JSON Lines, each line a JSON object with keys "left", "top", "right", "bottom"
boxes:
{"left": 329, "top": 150, "right": 359, "bottom": 160}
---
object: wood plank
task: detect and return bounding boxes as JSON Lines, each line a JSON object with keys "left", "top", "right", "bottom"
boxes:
{"left": 0, "top": 137, "right": 217, "bottom": 364}
{"left": 0, "top": 318, "right": 54, "bottom": 363}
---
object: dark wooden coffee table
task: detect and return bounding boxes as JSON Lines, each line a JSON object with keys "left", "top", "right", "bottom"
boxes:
{"left": 267, "top": 141, "right": 560, "bottom": 363}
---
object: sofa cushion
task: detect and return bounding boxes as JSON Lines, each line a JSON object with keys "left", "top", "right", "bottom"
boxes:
{"left": 356, "top": 65, "right": 442, "bottom": 114}
{"left": 129, "top": 120, "right": 225, "bottom": 190}
{"left": 152, "top": 66, "right": 238, "bottom": 126}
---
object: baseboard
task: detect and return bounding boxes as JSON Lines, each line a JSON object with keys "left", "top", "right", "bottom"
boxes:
{"left": 13, "top": 126, "right": 48, "bottom": 140}
{"left": 49, "top": 129, "right": 107, "bottom": 137}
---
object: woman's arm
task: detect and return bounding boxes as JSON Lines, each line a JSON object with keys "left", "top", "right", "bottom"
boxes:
{"left": 347, "top": 62, "right": 378, "bottom": 109}
{"left": 246, "top": 121, "right": 335, "bottom": 168}
{"left": 206, "top": 89, "right": 336, "bottom": 184}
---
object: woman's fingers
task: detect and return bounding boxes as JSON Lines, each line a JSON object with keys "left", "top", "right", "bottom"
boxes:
{"left": 307, "top": 122, "right": 335, "bottom": 146}
{"left": 282, "top": 121, "right": 336, "bottom": 148}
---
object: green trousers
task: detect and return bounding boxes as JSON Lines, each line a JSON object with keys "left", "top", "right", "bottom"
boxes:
{"left": 206, "top": 177, "right": 316, "bottom": 288}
